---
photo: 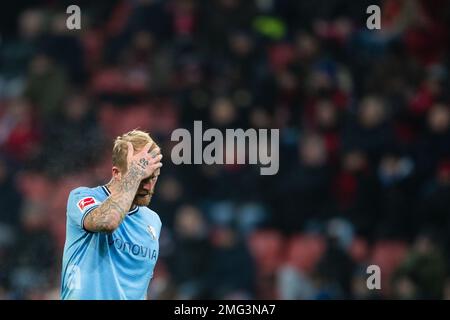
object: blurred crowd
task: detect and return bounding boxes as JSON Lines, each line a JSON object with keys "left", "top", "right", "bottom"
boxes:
{"left": 1, "top": 0, "right": 450, "bottom": 300}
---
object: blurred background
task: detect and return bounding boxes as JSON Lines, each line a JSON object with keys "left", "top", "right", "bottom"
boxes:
{"left": 0, "top": 0, "right": 450, "bottom": 300}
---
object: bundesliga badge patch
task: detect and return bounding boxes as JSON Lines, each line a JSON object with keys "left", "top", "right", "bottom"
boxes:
{"left": 77, "top": 197, "right": 98, "bottom": 212}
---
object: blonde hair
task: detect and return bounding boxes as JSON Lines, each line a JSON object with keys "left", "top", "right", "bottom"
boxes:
{"left": 112, "top": 129, "right": 158, "bottom": 172}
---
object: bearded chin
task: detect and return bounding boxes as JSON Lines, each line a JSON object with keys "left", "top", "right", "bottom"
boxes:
{"left": 134, "top": 194, "right": 152, "bottom": 207}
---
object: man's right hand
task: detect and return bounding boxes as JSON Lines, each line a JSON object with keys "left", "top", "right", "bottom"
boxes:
{"left": 126, "top": 142, "right": 163, "bottom": 180}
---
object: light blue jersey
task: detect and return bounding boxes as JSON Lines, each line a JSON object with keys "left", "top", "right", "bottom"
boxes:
{"left": 61, "top": 185, "right": 162, "bottom": 300}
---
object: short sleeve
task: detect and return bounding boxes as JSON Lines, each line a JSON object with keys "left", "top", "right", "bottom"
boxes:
{"left": 67, "top": 188, "right": 102, "bottom": 231}
{"left": 156, "top": 214, "right": 163, "bottom": 240}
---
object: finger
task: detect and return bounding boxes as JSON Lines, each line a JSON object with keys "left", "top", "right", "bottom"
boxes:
{"left": 149, "top": 147, "right": 161, "bottom": 158}
{"left": 142, "top": 142, "right": 154, "bottom": 155}
{"left": 148, "top": 154, "right": 163, "bottom": 164}
{"left": 151, "top": 162, "right": 163, "bottom": 170}
{"left": 126, "top": 142, "right": 134, "bottom": 162}
{"left": 151, "top": 160, "right": 163, "bottom": 168}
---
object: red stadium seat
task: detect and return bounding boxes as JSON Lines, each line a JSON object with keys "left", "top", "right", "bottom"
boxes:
{"left": 247, "top": 230, "right": 285, "bottom": 299}
{"left": 81, "top": 29, "right": 105, "bottom": 73}
{"left": 91, "top": 68, "right": 126, "bottom": 94}
{"left": 98, "top": 102, "right": 178, "bottom": 139}
{"left": 16, "top": 172, "right": 52, "bottom": 202}
{"left": 349, "top": 236, "right": 370, "bottom": 263}
{"left": 247, "top": 229, "right": 285, "bottom": 276}
{"left": 267, "top": 43, "right": 295, "bottom": 72}
{"left": 98, "top": 104, "right": 153, "bottom": 139}
{"left": 370, "top": 240, "right": 409, "bottom": 295}
{"left": 285, "top": 233, "right": 327, "bottom": 274}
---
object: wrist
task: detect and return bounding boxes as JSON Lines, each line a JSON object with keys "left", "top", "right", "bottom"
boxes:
{"left": 126, "top": 165, "right": 146, "bottom": 181}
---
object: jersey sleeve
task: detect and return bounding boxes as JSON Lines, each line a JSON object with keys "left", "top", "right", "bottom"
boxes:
{"left": 67, "top": 187, "right": 102, "bottom": 231}
{"left": 156, "top": 213, "right": 163, "bottom": 240}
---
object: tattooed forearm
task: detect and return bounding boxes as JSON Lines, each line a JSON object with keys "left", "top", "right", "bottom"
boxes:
{"left": 84, "top": 197, "right": 127, "bottom": 232}
{"left": 83, "top": 163, "right": 145, "bottom": 233}
{"left": 118, "top": 164, "right": 145, "bottom": 193}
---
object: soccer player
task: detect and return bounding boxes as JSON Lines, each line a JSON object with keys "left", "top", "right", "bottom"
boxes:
{"left": 61, "top": 130, "right": 163, "bottom": 300}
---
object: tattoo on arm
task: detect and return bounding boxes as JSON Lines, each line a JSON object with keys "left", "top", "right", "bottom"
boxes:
{"left": 84, "top": 197, "right": 126, "bottom": 232}
{"left": 84, "top": 162, "right": 146, "bottom": 232}
{"left": 118, "top": 164, "right": 145, "bottom": 193}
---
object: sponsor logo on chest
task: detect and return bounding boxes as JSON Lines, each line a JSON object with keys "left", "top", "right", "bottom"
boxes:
{"left": 107, "top": 231, "right": 158, "bottom": 261}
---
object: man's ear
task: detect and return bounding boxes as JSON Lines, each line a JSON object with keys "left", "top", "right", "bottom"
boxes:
{"left": 112, "top": 166, "right": 122, "bottom": 180}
